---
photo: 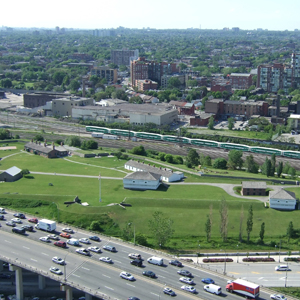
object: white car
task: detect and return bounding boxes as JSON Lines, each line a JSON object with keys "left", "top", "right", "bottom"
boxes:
{"left": 49, "top": 267, "right": 62, "bottom": 275}
{"left": 128, "top": 253, "right": 141, "bottom": 260}
{"left": 52, "top": 257, "right": 65, "bottom": 265}
{"left": 270, "top": 295, "right": 287, "bottom": 300}
{"left": 120, "top": 271, "right": 135, "bottom": 281}
{"left": 88, "top": 246, "right": 102, "bottom": 253}
{"left": 275, "top": 265, "right": 291, "bottom": 271}
{"left": 39, "top": 236, "right": 51, "bottom": 243}
{"left": 99, "top": 257, "right": 112, "bottom": 263}
{"left": 47, "top": 234, "right": 59, "bottom": 240}
{"left": 76, "top": 248, "right": 90, "bottom": 256}
{"left": 11, "top": 218, "right": 22, "bottom": 224}
{"left": 179, "top": 277, "right": 194, "bottom": 285}
{"left": 181, "top": 286, "right": 197, "bottom": 294}
{"left": 79, "top": 238, "right": 91, "bottom": 244}
{"left": 62, "top": 228, "right": 73, "bottom": 233}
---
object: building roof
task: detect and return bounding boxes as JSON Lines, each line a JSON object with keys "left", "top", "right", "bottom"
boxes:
{"left": 230, "top": 73, "right": 251, "bottom": 77}
{"left": 289, "top": 114, "right": 300, "bottom": 120}
{"left": 269, "top": 189, "right": 296, "bottom": 200}
{"left": 4, "top": 166, "right": 21, "bottom": 176}
{"left": 242, "top": 181, "right": 267, "bottom": 189}
{"left": 125, "top": 160, "right": 181, "bottom": 178}
{"left": 124, "top": 171, "right": 161, "bottom": 181}
{"left": 25, "top": 142, "right": 66, "bottom": 154}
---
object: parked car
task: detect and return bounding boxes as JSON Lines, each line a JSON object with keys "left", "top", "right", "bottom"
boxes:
{"left": 21, "top": 225, "right": 33, "bottom": 232}
{"left": 103, "top": 245, "right": 116, "bottom": 252}
{"left": 142, "top": 270, "right": 156, "bottom": 278}
{"left": 163, "top": 287, "right": 176, "bottom": 296}
{"left": 177, "top": 270, "right": 193, "bottom": 277}
{"left": 40, "top": 236, "right": 51, "bottom": 243}
{"left": 79, "top": 238, "right": 90, "bottom": 244}
{"left": 202, "top": 278, "right": 215, "bottom": 284}
{"left": 179, "top": 277, "right": 194, "bottom": 285}
{"left": 60, "top": 232, "right": 71, "bottom": 239}
{"left": 89, "top": 235, "right": 100, "bottom": 241}
{"left": 54, "top": 241, "right": 66, "bottom": 248}
{"left": 13, "top": 213, "right": 25, "bottom": 219}
{"left": 88, "top": 246, "right": 102, "bottom": 253}
{"left": 169, "top": 259, "right": 183, "bottom": 267}
{"left": 49, "top": 267, "right": 62, "bottom": 275}
{"left": 62, "top": 228, "right": 73, "bottom": 233}
{"left": 28, "top": 218, "right": 38, "bottom": 223}
{"left": 270, "top": 294, "right": 287, "bottom": 300}
{"left": 181, "top": 286, "right": 197, "bottom": 294}
{"left": 120, "top": 271, "right": 135, "bottom": 281}
{"left": 76, "top": 248, "right": 90, "bottom": 256}
{"left": 99, "top": 257, "right": 112, "bottom": 264}
{"left": 52, "top": 257, "right": 65, "bottom": 265}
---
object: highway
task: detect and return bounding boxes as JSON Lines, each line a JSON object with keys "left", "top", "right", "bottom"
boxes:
{"left": 0, "top": 210, "right": 290, "bottom": 300}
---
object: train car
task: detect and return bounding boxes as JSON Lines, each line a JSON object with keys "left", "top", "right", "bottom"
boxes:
{"left": 162, "top": 135, "right": 190, "bottom": 144}
{"left": 190, "top": 139, "right": 219, "bottom": 147}
{"left": 219, "top": 143, "right": 250, "bottom": 152}
{"left": 135, "top": 132, "right": 162, "bottom": 140}
{"left": 282, "top": 151, "right": 300, "bottom": 159}
{"left": 86, "top": 126, "right": 110, "bottom": 134}
{"left": 109, "top": 129, "right": 135, "bottom": 137}
{"left": 250, "top": 147, "right": 282, "bottom": 156}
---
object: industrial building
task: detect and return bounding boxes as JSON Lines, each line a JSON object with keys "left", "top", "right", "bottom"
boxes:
{"left": 123, "top": 171, "right": 161, "bottom": 190}
{"left": 0, "top": 166, "right": 22, "bottom": 182}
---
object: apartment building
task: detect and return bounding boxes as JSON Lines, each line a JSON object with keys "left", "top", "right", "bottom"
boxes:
{"left": 230, "top": 73, "right": 253, "bottom": 89}
{"left": 91, "top": 67, "right": 118, "bottom": 83}
{"left": 111, "top": 49, "right": 139, "bottom": 66}
{"left": 135, "top": 79, "right": 158, "bottom": 91}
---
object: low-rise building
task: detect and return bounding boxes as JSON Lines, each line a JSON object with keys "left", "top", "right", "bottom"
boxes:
{"left": 24, "top": 141, "right": 68, "bottom": 158}
{"left": 123, "top": 171, "right": 161, "bottom": 190}
{"left": 230, "top": 73, "right": 253, "bottom": 89}
{"left": 0, "top": 166, "right": 22, "bottom": 182}
{"left": 135, "top": 79, "right": 158, "bottom": 91}
{"left": 269, "top": 189, "right": 297, "bottom": 210}
{"left": 91, "top": 67, "right": 118, "bottom": 83}
{"left": 241, "top": 181, "right": 267, "bottom": 196}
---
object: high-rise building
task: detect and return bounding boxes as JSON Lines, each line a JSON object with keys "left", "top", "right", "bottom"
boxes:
{"left": 111, "top": 49, "right": 139, "bottom": 66}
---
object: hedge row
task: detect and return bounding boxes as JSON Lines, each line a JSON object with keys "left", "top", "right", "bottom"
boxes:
{"left": 203, "top": 258, "right": 234, "bottom": 263}
{"left": 284, "top": 257, "right": 300, "bottom": 262}
{"left": 242, "top": 257, "right": 275, "bottom": 262}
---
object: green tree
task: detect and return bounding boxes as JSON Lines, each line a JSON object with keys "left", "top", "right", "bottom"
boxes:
{"left": 34, "top": 134, "right": 44, "bottom": 142}
{"left": 131, "top": 145, "right": 146, "bottom": 156}
{"left": 244, "top": 155, "right": 259, "bottom": 173}
{"left": 213, "top": 158, "right": 227, "bottom": 169}
{"left": 0, "top": 78, "right": 12, "bottom": 88}
{"left": 135, "top": 233, "right": 148, "bottom": 246}
{"left": 203, "top": 156, "right": 212, "bottom": 166}
{"left": 69, "top": 79, "right": 80, "bottom": 91}
{"left": 228, "top": 117, "right": 235, "bottom": 130}
{"left": 277, "top": 161, "right": 283, "bottom": 177}
{"left": 261, "top": 157, "right": 271, "bottom": 177}
{"left": 286, "top": 221, "right": 294, "bottom": 242}
{"left": 148, "top": 211, "right": 174, "bottom": 247}
{"left": 167, "top": 77, "right": 181, "bottom": 89}
{"left": 0, "top": 129, "right": 10, "bottom": 140}
{"left": 208, "top": 116, "right": 214, "bottom": 130}
{"left": 270, "top": 154, "right": 276, "bottom": 177}
{"left": 219, "top": 198, "right": 228, "bottom": 242}
{"left": 52, "top": 71, "right": 67, "bottom": 85}
{"left": 158, "top": 152, "right": 166, "bottom": 161}
{"left": 65, "top": 136, "right": 81, "bottom": 147}
{"left": 227, "top": 150, "right": 243, "bottom": 170}
{"left": 259, "top": 222, "right": 265, "bottom": 243}
{"left": 205, "top": 215, "right": 211, "bottom": 242}
{"left": 246, "top": 205, "right": 253, "bottom": 243}
{"left": 186, "top": 149, "right": 199, "bottom": 167}
{"left": 283, "top": 162, "right": 291, "bottom": 174}
{"left": 21, "top": 169, "right": 30, "bottom": 175}
{"left": 288, "top": 167, "right": 296, "bottom": 178}
{"left": 122, "top": 222, "right": 134, "bottom": 241}
{"left": 165, "top": 154, "right": 174, "bottom": 163}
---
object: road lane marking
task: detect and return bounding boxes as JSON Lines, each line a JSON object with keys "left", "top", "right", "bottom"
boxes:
{"left": 126, "top": 283, "right": 135, "bottom": 288}
{"left": 5, "top": 240, "right": 12, "bottom": 243}
{"left": 72, "top": 274, "right": 80, "bottom": 278}
{"left": 229, "top": 272, "right": 240, "bottom": 275}
{"left": 121, "top": 250, "right": 127, "bottom": 253}
{"left": 159, "top": 269, "right": 168, "bottom": 273}
{"left": 151, "top": 293, "right": 159, "bottom": 297}
{"left": 41, "top": 253, "right": 49, "bottom": 256}
{"left": 251, "top": 271, "right": 260, "bottom": 274}
{"left": 114, "top": 260, "right": 122, "bottom": 264}
{"left": 82, "top": 267, "right": 90, "bottom": 271}
{"left": 159, "top": 275, "right": 165, "bottom": 278}
{"left": 30, "top": 258, "right": 37, "bottom": 262}
{"left": 258, "top": 277, "right": 264, "bottom": 280}
{"left": 105, "top": 286, "right": 114, "bottom": 290}
{"left": 103, "top": 274, "right": 111, "bottom": 278}
{"left": 23, "top": 246, "right": 30, "bottom": 249}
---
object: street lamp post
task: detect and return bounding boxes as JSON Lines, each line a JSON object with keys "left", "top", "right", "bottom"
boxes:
{"left": 220, "top": 249, "right": 227, "bottom": 275}
{"left": 285, "top": 263, "right": 288, "bottom": 287}
{"left": 275, "top": 241, "right": 281, "bottom": 263}
{"left": 237, "top": 244, "right": 239, "bottom": 263}
{"left": 128, "top": 223, "right": 136, "bottom": 245}
{"left": 64, "top": 252, "right": 70, "bottom": 282}
{"left": 197, "top": 243, "right": 201, "bottom": 265}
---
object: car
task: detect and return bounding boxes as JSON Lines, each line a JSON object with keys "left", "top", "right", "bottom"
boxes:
{"left": 52, "top": 257, "right": 65, "bottom": 265}
{"left": 62, "top": 228, "right": 73, "bottom": 233}
{"left": 179, "top": 277, "right": 194, "bottom": 285}
{"left": 60, "top": 232, "right": 71, "bottom": 239}
{"left": 169, "top": 259, "right": 183, "bottom": 267}
{"left": 270, "top": 294, "right": 287, "bottom": 300}
{"left": 6, "top": 221, "right": 16, "bottom": 227}
{"left": 275, "top": 265, "right": 291, "bottom": 271}
{"left": 79, "top": 238, "right": 90, "bottom": 244}
{"left": 128, "top": 297, "right": 140, "bottom": 300}
{"left": 227, "top": 280, "right": 233, "bottom": 284}
{"left": 99, "top": 257, "right": 112, "bottom": 263}
{"left": 177, "top": 270, "right": 193, "bottom": 277}
{"left": 49, "top": 267, "right": 63, "bottom": 275}
{"left": 89, "top": 235, "right": 100, "bottom": 241}
{"left": 28, "top": 218, "right": 38, "bottom": 223}
{"left": 88, "top": 246, "right": 102, "bottom": 253}
{"left": 11, "top": 218, "right": 22, "bottom": 224}
{"left": 21, "top": 225, "right": 33, "bottom": 232}
{"left": 76, "top": 248, "right": 90, "bottom": 256}
{"left": 0, "top": 273, "right": 12, "bottom": 279}
{"left": 142, "top": 270, "right": 156, "bottom": 278}
{"left": 103, "top": 245, "right": 116, "bottom": 252}
{"left": 40, "top": 236, "right": 51, "bottom": 243}
{"left": 163, "top": 287, "right": 176, "bottom": 296}
{"left": 128, "top": 253, "right": 142, "bottom": 260}
{"left": 13, "top": 213, "right": 25, "bottom": 219}
{"left": 120, "top": 271, "right": 135, "bottom": 281}
{"left": 202, "top": 278, "right": 215, "bottom": 284}
{"left": 181, "top": 286, "right": 197, "bottom": 294}
{"left": 54, "top": 241, "right": 66, "bottom": 248}
{"left": 48, "top": 234, "right": 59, "bottom": 240}
{"left": 0, "top": 215, "right": 5, "bottom": 220}
{"left": 130, "top": 259, "right": 143, "bottom": 267}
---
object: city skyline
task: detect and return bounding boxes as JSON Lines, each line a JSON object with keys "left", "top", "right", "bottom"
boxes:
{"left": 2, "top": 0, "right": 300, "bottom": 31}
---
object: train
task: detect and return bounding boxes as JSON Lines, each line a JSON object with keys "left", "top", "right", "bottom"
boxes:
{"left": 86, "top": 126, "right": 300, "bottom": 159}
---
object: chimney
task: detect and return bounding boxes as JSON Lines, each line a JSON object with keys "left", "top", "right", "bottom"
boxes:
{"left": 44, "top": 142, "right": 46, "bottom": 147}
{"left": 160, "top": 167, "right": 161, "bottom": 170}
{"left": 61, "top": 142, "right": 63, "bottom": 146}
{"left": 52, "top": 142, "right": 55, "bottom": 150}
{"left": 276, "top": 95, "right": 280, "bottom": 117}
{"left": 31, "top": 139, "right": 33, "bottom": 143}
{"left": 165, "top": 168, "right": 166, "bottom": 171}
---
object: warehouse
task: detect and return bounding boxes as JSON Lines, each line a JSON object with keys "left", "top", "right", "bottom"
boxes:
{"left": 123, "top": 172, "right": 161, "bottom": 190}
{"left": 0, "top": 166, "right": 22, "bottom": 182}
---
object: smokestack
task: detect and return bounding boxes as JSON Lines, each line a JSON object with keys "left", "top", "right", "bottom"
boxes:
{"left": 276, "top": 95, "right": 280, "bottom": 117}
{"left": 82, "top": 78, "right": 86, "bottom": 97}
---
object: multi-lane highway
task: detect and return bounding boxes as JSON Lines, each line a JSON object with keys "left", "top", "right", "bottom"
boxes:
{"left": 0, "top": 210, "right": 294, "bottom": 300}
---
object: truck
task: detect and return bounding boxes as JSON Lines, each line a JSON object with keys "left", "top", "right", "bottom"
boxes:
{"left": 147, "top": 256, "right": 163, "bottom": 266}
{"left": 226, "top": 279, "right": 259, "bottom": 298}
{"left": 67, "top": 238, "right": 80, "bottom": 246}
{"left": 91, "top": 132, "right": 104, "bottom": 138}
{"left": 35, "top": 219, "right": 56, "bottom": 232}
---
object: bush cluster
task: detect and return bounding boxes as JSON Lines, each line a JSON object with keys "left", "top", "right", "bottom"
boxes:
{"left": 203, "top": 258, "right": 233, "bottom": 263}
{"left": 284, "top": 257, "right": 300, "bottom": 262}
{"left": 242, "top": 257, "right": 275, "bottom": 262}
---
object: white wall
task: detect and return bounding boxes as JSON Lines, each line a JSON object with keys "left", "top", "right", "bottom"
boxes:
{"left": 269, "top": 198, "right": 296, "bottom": 210}
{"left": 123, "top": 178, "right": 160, "bottom": 190}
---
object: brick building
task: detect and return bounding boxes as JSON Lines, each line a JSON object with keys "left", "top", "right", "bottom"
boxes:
{"left": 241, "top": 181, "right": 266, "bottom": 196}
{"left": 205, "top": 99, "right": 224, "bottom": 116}
{"left": 24, "top": 141, "right": 68, "bottom": 158}
{"left": 224, "top": 100, "right": 269, "bottom": 118}
{"left": 230, "top": 73, "right": 253, "bottom": 89}
{"left": 190, "top": 113, "right": 213, "bottom": 126}
{"left": 136, "top": 79, "right": 158, "bottom": 91}
{"left": 23, "top": 92, "right": 70, "bottom": 108}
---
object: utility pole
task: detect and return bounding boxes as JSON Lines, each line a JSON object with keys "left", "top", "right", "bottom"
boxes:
{"left": 99, "top": 173, "right": 101, "bottom": 202}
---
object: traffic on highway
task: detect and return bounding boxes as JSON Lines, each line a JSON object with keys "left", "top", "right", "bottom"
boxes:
{"left": 0, "top": 208, "right": 295, "bottom": 300}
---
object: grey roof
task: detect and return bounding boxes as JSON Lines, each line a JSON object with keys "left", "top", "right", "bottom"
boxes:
{"left": 230, "top": 73, "right": 251, "bottom": 77}
{"left": 242, "top": 181, "right": 267, "bottom": 189}
{"left": 5, "top": 166, "right": 21, "bottom": 176}
{"left": 125, "top": 160, "right": 177, "bottom": 178}
{"left": 25, "top": 142, "right": 67, "bottom": 154}
{"left": 124, "top": 171, "right": 161, "bottom": 181}
{"left": 269, "top": 189, "right": 296, "bottom": 200}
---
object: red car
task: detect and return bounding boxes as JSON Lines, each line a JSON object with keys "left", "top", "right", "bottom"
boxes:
{"left": 54, "top": 241, "right": 66, "bottom": 248}
{"left": 28, "top": 218, "right": 38, "bottom": 223}
{"left": 60, "top": 232, "right": 71, "bottom": 239}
